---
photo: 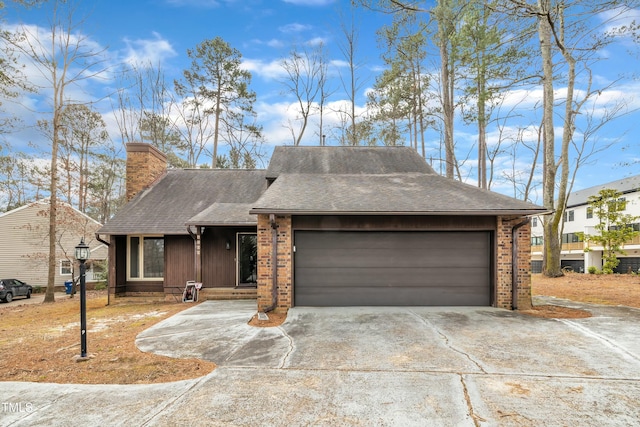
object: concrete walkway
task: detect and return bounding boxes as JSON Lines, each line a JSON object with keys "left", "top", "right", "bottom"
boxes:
{"left": 2, "top": 299, "right": 640, "bottom": 426}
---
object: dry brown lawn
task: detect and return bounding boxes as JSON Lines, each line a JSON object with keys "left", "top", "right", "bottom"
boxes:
{"left": 0, "top": 292, "right": 216, "bottom": 384}
{"left": 0, "top": 273, "right": 637, "bottom": 385}
{"left": 523, "top": 272, "right": 640, "bottom": 319}
{"left": 532, "top": 272, "right": 640, "bottom": 307}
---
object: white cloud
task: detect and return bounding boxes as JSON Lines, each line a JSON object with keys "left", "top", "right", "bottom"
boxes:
{"left": 122, "top": 32, "right": 177, "bottom": 67}
{"left": 305, "top": 37, "right": 328, "bottom": 47}
{"left": 242, "top": 58, "right": 287, "bottom": 81}
{"left": 599, "top": 7, "right": 640, "bottom": 35}
{"left": 249, "top": 38, "right": 285, "bottom": 49}
{"left": 279, "top": 23, "right": 312, "bottom": 33}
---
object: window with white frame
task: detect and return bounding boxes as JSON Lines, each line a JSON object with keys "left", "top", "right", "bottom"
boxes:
{"left": 128, "top": 236, "right": 164, "bottom": 280}
{"left": 563, "top": 210, "right": 575, "bottom": 222}
{"left": 532, "top": 217, "right": 538, "bottom": 227}
{"left": 60, "top": 259, "right": 72, "bottom": 275}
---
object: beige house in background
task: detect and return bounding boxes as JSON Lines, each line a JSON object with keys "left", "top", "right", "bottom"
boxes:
{"left": 0, "top": 200, "right": 107, "bottom": 290}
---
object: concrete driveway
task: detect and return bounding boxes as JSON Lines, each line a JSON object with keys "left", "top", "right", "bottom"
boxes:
{"left": 2, "top": 299, "right": 639, "bottom": 426}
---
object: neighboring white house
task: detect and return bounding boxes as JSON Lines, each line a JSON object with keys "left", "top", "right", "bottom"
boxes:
{"left": 531, "top": 174, "right": 640, "bottom": 273}
{"left": 0, "top": 200, "right": 108, "bottom": 290}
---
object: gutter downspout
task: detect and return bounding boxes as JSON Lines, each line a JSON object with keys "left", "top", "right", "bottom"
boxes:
{"left": 512, "top": 218, "right": 530, "bottom": 310}
{"left": 262, "top": 214, "right": 278, "bottom": 313}
{"left": 95, "top": 233, "right": 110, "bottom": 247}
{"left": 95, "top": 233, "right": 111, "bottom": 305}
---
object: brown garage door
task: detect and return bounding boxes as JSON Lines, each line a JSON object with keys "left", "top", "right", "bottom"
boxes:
{"left": 294, "top": 231, "right": 491, "bottom": 306}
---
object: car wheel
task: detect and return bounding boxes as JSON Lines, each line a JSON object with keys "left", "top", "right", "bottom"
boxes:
{"left": 5, "top": 292, "right": 12, "bottom": 303}
{"left": 26, "top": 290, "right": 31, "bottom": 299}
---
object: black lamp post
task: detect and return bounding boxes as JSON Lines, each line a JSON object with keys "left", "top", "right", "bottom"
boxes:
{"left": 75, "top": 238, "right": 90, "bottom": 358}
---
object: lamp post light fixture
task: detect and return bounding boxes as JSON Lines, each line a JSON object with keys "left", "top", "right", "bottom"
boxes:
{"left": 75, "top": 238, "right": 90, "bottom": 359}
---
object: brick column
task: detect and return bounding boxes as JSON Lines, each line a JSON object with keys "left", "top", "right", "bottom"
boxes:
{"left": 496, "top": 216, "right": 533, "bottom": 310}
{"left": 256, "top": 214, "right": 292, "bottom": 312}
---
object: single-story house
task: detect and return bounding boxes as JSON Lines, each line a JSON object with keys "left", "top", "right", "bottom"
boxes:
{"left": 0, "top": 200, "right": 107, "bottom": 290}
{"left": 98, "top": 143, "right": 545, "bottom": 310}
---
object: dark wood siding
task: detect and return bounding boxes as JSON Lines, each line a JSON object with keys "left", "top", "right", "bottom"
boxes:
{"left": 164, "top": 235, "right": 195, "bottom": 294}
{"left": 293, "top": 215, "right": 496, "bottom": 231}
{"left": 294, "top": 230, "right": 491, "bottom": 306}
{"left": 201, "top": 227, "right": 256, "bottom": 287}
{"left": 114, "top": 236, "right": 127, "bottom": 295}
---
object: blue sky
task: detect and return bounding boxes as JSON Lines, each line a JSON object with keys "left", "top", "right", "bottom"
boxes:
{"left": 2, "top": 0, "right": 640, "bottom": 203}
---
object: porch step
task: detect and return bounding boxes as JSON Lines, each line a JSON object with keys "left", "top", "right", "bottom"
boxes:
{"left": 198, "top": 287, "right": 257, "bottom": 300}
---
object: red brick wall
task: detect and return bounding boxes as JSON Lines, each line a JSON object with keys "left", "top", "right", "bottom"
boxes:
{"left": 496, "top": 216, "right": 532, "bottom": 310}
{"left": 125, "top": 143, "right": 167, "bottom": 202}
{"left": 257, "top": 214, "right": 292, "bottom": 312}
{"left": 257, "top": 213, "right": 532, "bottom": 311}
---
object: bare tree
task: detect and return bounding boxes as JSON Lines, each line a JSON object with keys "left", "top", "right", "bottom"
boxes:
{"left": 336, "top": 6, "right": 368, "bottom": 146}
{"left": 6, "top": 0, "right": 107, "bottom": 302}
{"left": 503, "top": 0, "right": 637, "bottom": 277}
{"left": 173, "top": 70, "right": 215, "bottom": 167}
{"left": 280, "top": 43, "right": 329, "bottom": 146}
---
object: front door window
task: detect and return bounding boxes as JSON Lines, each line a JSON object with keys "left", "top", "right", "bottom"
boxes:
{"left": 237, "top": 233, "right": 257, "bottom": 286}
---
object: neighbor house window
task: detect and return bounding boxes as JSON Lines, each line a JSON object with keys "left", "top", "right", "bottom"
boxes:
{"left": 562, "top": 233, "right": 582, "bottom": 244}
{"left": 128, "top": 236, "right": 164, "bottom": 280}
{"left": 608, "top": 197, "right": 627, "bottom": 212}
{"left": 532, "top": 217, "right": 538, "bottom": 227}
{"left": 618, "top": 197, "right": 627, "bottom": 211}
{"left": 563, "top": 210, "right": 575, "bottom": 222}
{"left": 586, "top": 207, "right": 593, "bottom": 219}
{"left": 531, "top": 236, "right": 543, "bottom": 246}
{"left": 60, "top": 259, "right": 72, "bottom": 275}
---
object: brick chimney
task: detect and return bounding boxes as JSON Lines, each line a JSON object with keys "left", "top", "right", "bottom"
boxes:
{"left": 126, "top": 143, "right": 167, "bottom": 202}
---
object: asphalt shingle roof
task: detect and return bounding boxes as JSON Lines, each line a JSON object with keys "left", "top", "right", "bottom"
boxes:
{"left": 250, "top": 173, "right": 546, "bottom": 215}
{"left": 99, "top": 169, "right": 267, "bottom": 235}
{"left": 567, "top": 174, "right": 640, "bottom": 207}
{"left": 266, "top": 145, "right": 435, "bottom": 179}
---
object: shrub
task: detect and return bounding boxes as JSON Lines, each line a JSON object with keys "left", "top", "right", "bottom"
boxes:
{"left": 588, "top": 266, "right": 598, "bottom": 275}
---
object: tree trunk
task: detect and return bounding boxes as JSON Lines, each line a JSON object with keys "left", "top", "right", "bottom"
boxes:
{"left": 539, "top": 0, "right": 562, "bottom": 277}
{"left": 440, "top": 26, "right": 455, "bottom": 179}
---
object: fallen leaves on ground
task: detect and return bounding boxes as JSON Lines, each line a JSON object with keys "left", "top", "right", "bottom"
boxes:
{"left": 0, "top": 292, "right": 215, "bottom": 384}
{"left": 532, "top": 272, "right": 640, "bottom": 308}
{"left": 519, "top": 304, "right": 592, "bottom": 319}
{"left": 248, "top": 311, "right": 287, "bottom": 327}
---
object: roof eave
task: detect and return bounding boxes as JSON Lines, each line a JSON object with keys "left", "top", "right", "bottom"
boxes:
{"left": 184, "top": 221, "right": 257, "bottom": 227}
{"left": 249, "top": 208, "right": 548, "bottom": 216}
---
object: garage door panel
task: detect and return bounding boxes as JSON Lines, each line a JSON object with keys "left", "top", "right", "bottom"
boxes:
{"left": 294, "top": 231, "right": 491, "bottom": 306}
{"left": 295, "top": 285, "right": 490, "bottom": 306}
{"left": 296, "top": 249, "right": 488, "bottom": 268}
{"left": 296, "top": 267, "right": 489, "bottom": 287}
{"left": 298, "top": 231, "right": 485, "bottom": 250}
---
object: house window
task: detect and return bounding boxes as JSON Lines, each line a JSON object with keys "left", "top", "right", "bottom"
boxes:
{"left": 60, "top": 259, "right": 72, "bottom": 275}
{"left": 618, "top": 197, "right": 627, "bottom": 211}
{"left": 531, "top": 236, "right": 543, "bottom": 246}
{"left": 128, "top": 236, "right": 164, "bottom": 280}
{"left": 562, "top": 233, "right": 582, "bottom": 244}
{"left": 563, "top": 210, "right": 575, "bottom": 222}
{"left": 586, "top": 207, "right": 593, "bottom": 219}
{"left": 532, "top": 217, "right": 538, "bottom": 227}
{"left": 563, "top": 211, "right": 575, "bottom": 222}
{"left": 608, "top": 197, "right": 627, "bottom": 212}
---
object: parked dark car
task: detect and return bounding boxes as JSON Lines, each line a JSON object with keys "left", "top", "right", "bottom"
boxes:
{"left": 0, "top": 279, "right": 33, "bottom": 303}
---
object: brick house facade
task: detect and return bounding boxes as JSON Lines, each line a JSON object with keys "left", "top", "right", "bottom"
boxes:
{"left": 101, "top": 144, "right": 544, "bottom": 310}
